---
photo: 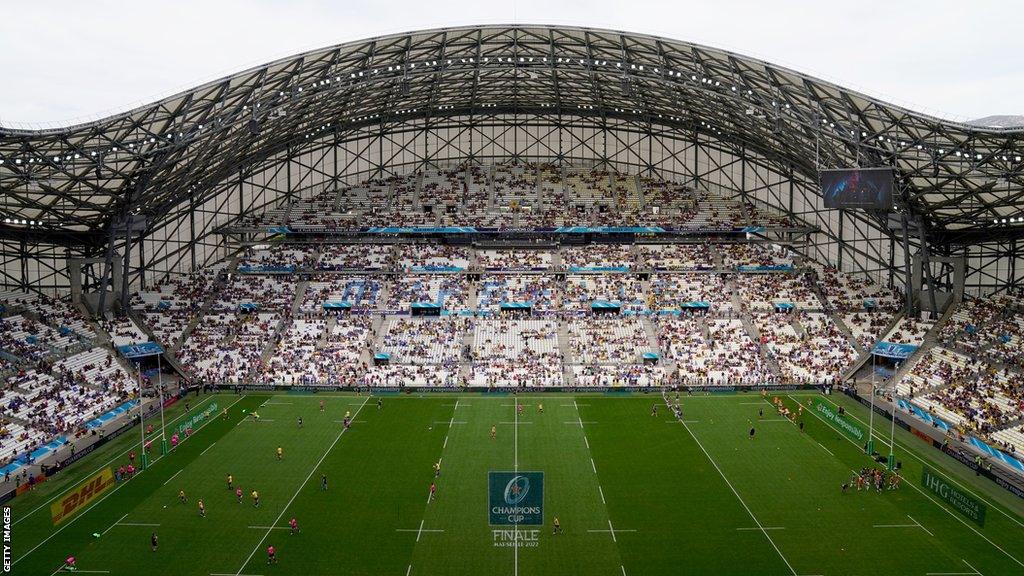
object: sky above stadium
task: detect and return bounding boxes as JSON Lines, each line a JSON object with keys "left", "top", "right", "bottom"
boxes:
{"left": 1, "top": 0, "right": 1021, "bottom": 126}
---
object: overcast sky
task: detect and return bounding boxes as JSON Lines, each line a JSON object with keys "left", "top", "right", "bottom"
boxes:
{"left": 1, "top": 0, "right": 1020, "bottom": 127}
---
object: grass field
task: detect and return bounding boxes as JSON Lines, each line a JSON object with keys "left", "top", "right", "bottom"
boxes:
{"left": 9, "top": 390, "right": 1024, "bottom": 576}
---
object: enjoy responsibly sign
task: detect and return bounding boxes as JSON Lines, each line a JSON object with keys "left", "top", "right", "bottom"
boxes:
{"left": 814, "top": 401, "right": 865, "bottom": 442}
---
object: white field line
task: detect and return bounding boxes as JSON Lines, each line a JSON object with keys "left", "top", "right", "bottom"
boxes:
{"left": 961, "top": 559, "right": 982, "bottom": 575}
{"left": 814, "top": 395, "right": 1024, "bottom": 530}
{"left": 404, "top": 399, "right": 458, "bottom": 575}
{"left": 200, "top": 442, "right": 217, "bottom": 456}
{"left": 737, "top": 526, "right": 785, "bottom": 531}
{"left": 923, "top": 557, "right": 982, "bottom": 576}
{"left": 908, "top": 514, "right": 935, "bottom": 537}
{"left": 669, "top": 399, "right": 799, "bottom": 576}
{"left": 100, "top": 513, "right": 129, "bottom": 536}
{"left": 231, "top": 396, "right": 369, "bottom": 576}
{"left": 514, "top": 398, "right": 519, "bottom": 576}
{"left": 14, "top": 395, "right": 223, "bottom": 526}
{"left": 163, "top": 469, "right": 183, "bottom": 485}
{"left": 14, "top": 395, "right": 247, "bottom": 565}
{"left": 795, "top": 395, "right": 1024, "bottom": 568}
{"left": 873, "top": 524, "right": 919, "bottom": 528}
{"left": 246, "top": 526, "right": 288, "bottom": 530}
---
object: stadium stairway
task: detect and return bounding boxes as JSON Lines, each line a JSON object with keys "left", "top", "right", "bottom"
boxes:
{"left": 487, "top": 165, "right": 497, "bottom": 209}
{"left": 532, "top": 164, "right": 544, "bottom": 210}
{"left": 732, "top": 280, "right": 784, "bottom": 380}
{"left": 413, "top": 171, "right": 424, "bottom": 209}
{"left": 790, "top": 315, "right": 807, "bottom": 338}
{"left": 291, "top": 279, "right": 309, "bottom": 317}
{"left": 255, "top": 279, "right": 307, "bottom": 365}
{"left": 125, "top": 306, "right": 193, "bottom": 380}
{"left": 742, "top": 315, "right": 784, "bottom": 381}
{"left": 840, "top": 311, "right": 904, "bottom": 384}
{"left": 880, "top": 304, "right": 958, "bottom": 387}
{"left": 634, "top": 174, "right": 645, "bottom": 210}
{"left": 557, "top": 319, "right": 575, "bottom": 364}
{"left": 828, "top": 313, "right": 866, "bottom": 356}
{"left": 710, "top": 244, "right": 725, "bottom": 271}
{"left": 171, "top": 255, "right": 240, "bottom": 354}
{"left": 371, "top": 316, "right": 389, "bottom": 351}
{"left": 551, "top": 248, "right": 563, "bottom": 270}
{"left": 315, "top": 315, "right": 337, "bottom": 351}
{"left": 640, "top": 316, "right": 664, "bottom": 359}
{"left": 560, "top": 165, "right": 571, "bottom": 204}
{"left": 805, "top": 275, "right": 868, "bottom": 356}
{"left": 467, "top": 281, "right": 479, "bottom": 309}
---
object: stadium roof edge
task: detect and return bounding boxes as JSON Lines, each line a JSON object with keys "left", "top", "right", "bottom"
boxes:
{"left": 1, "top": 24, "right": 1022, "bottom": 237}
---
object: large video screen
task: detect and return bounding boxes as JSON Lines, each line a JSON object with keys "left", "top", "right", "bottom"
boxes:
{"left": 820, "top": 168, "right": 894, "bottom": 210}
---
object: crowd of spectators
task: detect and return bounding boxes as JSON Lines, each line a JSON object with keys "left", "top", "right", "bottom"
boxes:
{"left": 477, "top": 275, "right": 560, "bottom": 311}
{"left": 562, "top": 245, "right": 634, "bottom": 269}
{"left": 754, "top": 312, "right": 857, "bottom": 384}
{"left": 568, "top": 318, "right": 652, "bottom": 363}
{"left": 318, "top": 244, "right": 393, "bottom": 270}
{"left": 640, "top": 244, "right": 713, "bottom": 270}
{"left": 477, "top": 250, "right": 553, "bottom": 270}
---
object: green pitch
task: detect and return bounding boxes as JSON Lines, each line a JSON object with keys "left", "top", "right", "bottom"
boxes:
{"left": 9, "top": 391, "right": 1024, "bottom": 575}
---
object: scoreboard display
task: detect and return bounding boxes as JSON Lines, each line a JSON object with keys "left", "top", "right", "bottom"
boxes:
{"left": 820, "top": 167, "right": 895, "bottom": 210}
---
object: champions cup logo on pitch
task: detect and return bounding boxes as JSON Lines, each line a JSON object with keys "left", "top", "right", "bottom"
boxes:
{"left": 489, "top": 472, "right": 543, "bottom": 525}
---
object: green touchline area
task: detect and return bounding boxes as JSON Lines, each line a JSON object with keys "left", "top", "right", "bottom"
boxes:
{"left": 8, "top": 391, "right": 1024, "bottom": 576}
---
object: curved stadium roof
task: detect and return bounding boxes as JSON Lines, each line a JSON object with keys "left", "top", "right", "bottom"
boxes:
{"left": 1, "top": 24, "right": 1022, "bottom": 242}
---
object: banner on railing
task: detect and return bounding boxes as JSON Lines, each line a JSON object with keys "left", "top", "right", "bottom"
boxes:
{"left": 237, "top": 265, "right": 296, "bottom": 274}
{"left": 117, "top": 342, "right": 164, "bottom": 359}
{"left": 872, "top": 341, "right": 919, "bottom": 359}
{"left": 737, "top": 264, "right": 795, "bottom": 272}
{"left": 568, "top": 266, "right": 630, "bottom": 273}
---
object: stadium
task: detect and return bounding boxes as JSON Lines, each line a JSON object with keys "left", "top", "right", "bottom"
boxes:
{"left": 1, "top": 19, "right": 1024, "bottom": 576}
